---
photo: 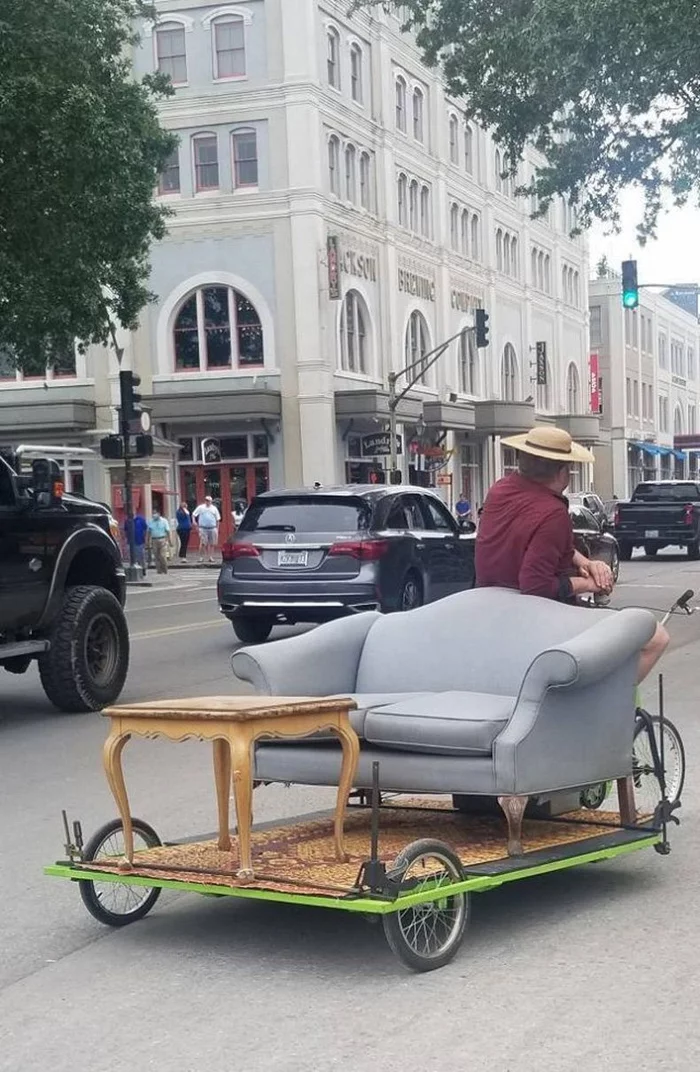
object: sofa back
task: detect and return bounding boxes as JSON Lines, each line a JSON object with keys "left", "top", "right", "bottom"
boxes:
{"left": 355, "top": 587, "right": 609, "bottom": 696}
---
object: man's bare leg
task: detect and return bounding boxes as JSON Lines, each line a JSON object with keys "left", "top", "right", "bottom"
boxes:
{"left": 638, "top": 622, "right": 670, "bottom": 683}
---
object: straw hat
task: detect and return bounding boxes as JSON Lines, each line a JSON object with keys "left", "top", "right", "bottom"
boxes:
{"left": 501, "top": 425, "right": 595, "bottom": 464}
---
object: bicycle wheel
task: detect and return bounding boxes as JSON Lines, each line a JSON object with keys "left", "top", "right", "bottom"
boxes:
{"left": 79, "top": 818, "right": 162, "bottom": 927}
{"left": 632, "top": 714, "right": 685, "bottom": 819}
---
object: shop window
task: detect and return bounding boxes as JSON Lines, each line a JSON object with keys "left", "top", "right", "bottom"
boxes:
{"left": 339, "top": 290, "right": 369, "bottom": 374}
{"left": 566, "top": 362, "right": 581, "bottom": 413}
{"left": 405, "top": 310, "right": 430, "bottom": 386}
{"left": 501, "top": 343, "right": 518, "bottom": 402}
{"left": 178, "top": 437, "right": 194, "bottom": 461}
{"left": 173, "top": 286, "right": 264, "bottom": 371}
{"left": 502, "top": 446, "right": 518, "bottom": 477}
{"left": 218, "top": 436, "right": 248, "bottom": 459}
{"left": 252, "top": 433, "right": 269, "bottom": 458}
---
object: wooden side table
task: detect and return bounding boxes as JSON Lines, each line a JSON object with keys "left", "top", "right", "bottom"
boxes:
{"left": 101, "top": 695, "right": 359, "bottom": 882}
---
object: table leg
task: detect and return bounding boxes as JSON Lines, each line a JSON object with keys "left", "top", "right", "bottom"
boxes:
{"left": 229, "top": 731, "right": 255, "bottom": 882}
{"left": 102, "top": 729, "right": 134, "bottom": 871}
{"left": 332, "top": 721, "right": 360, "bottom": 862}
{"left": 213, "top": 738, "right": 232, "bottom": 852}
{"left": 617, "top": 776, "right": 637, "bottom": 825}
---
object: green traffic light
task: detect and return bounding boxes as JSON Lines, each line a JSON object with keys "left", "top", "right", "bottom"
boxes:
{"left": 622, "top": 290, "right": 638, "bottom": 309}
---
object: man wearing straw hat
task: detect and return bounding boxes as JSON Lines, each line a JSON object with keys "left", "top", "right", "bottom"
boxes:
{"left": 476, "top": 425, "right": 668, "bottom": 682}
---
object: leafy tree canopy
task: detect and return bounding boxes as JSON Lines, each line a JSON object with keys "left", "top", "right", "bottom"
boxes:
{"left": 0, "top": 0, "right": 176, "bottom": 369}
{"left": 358, "top": 1, "right": 700, "bottom": 239}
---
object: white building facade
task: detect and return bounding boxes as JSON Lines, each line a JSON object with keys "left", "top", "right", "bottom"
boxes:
{"left": 589, "top": 277, "right": 700, "bottom": 499}
{"left": 0, "top": 1, "right": 597, "bottom": 532}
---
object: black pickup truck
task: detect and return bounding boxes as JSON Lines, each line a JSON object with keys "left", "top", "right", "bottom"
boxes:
{"left": 613, "top": 480, "right": 700, "bottom": 560}
{"left": 0, "top": 448, "right": 129, "bottom": 712}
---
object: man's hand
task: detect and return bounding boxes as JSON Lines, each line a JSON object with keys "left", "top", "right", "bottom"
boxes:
{"left": 574, "top": 550, "right": 613, "bottom": 592}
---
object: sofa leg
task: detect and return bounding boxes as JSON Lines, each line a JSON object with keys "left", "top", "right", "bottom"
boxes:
{"left": 616, "top": 776, "right": 636, "bottom": 825}
{"left": 497, "top": 795, "right": 529, "bottom": 856}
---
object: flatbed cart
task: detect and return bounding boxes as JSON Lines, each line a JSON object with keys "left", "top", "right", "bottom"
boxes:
{"left": 46, "top": 752, "right": 678, "bottom": 973}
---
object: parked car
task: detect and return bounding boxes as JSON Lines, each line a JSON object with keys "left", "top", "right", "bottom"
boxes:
{"left": 568, "top": 492, "right": 610, "bottom": 530}
{"left": 218, "top": 485, "right": 475, "bottom": 643}
{"left": 613, "top": 480, "right": 700, "bottom": 559}
{"left": 570, "top": 504, "right": 621, "bottom": 581}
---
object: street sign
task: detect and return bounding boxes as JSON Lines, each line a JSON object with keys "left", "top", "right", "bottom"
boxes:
{"left": 589, "top": 353, "right": 600, "bottom": 413}
{"left": 536, "top": 341, "right": 547, "bottom": 385}
{"left": 361, "top": 432, "right": 402, "bottom": 457}
{"left": 327, "top": 235, "right": 340, "bottom": 300}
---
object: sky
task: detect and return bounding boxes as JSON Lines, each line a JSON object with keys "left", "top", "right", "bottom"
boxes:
{"left": 589, "top": 188, "right": 700, "bottom": 290}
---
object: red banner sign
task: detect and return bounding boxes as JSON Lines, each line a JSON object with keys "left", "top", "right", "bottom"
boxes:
{"left": 589, "top": 352, "right": 600, "bottom": 413}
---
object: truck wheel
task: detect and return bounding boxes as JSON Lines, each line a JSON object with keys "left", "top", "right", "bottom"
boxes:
{"left": 39, "top": 586, "right": 130, "bottom": 713}
{"left": 618, "top": 542, "right": 633, "bottom": 561}
{"left": 688, "top": 541, "right": 700, "bottom": 561}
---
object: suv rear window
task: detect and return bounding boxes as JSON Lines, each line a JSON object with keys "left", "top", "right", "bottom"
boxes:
{"left": 239, "top": 496, "right": 371, "bottom": 534}
{"left": 633, "top": 483, "right": 700, "bottom": 502}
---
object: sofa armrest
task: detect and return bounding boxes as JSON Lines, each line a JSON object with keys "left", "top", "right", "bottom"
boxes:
{"left": 231, "top": 612, "right": 380, "bottom": 696}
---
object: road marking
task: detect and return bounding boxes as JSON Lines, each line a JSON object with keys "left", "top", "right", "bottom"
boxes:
{"left": 128, "top": 583, "right": 216, "bottom": 595}
{"left": 617, "top": 583, "right": 682, "bottom": 589}
{"left": 126, "top": 596, "right": 217, "bottom": 613}
{"left": 131, "top": 620, "right": 227, "bottom": 640}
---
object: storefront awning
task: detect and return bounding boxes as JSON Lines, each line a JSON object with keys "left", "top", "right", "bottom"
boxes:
{"left": 334, "top": 389, "right": 423, "bottom": 423}
{"left": 422, "top": 399, "right": 475, "bottom": 431}
{"left": 0, "top": 396, "right": 97, "bottom": 434}
{"left": 150, "top": 388, "right": 281, "bottom": 423}
{"left": 630, "top": 441, "right": 682, "bottom": 459}
{"left": 474, "top": 400, "right": 535, "bottom": 436}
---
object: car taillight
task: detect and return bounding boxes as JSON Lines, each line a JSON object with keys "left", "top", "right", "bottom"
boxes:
{"left": 328, "top": 539, "right": 389, "bottom": 561}
{"left": 221, "top": 541, "right": 260, "bottom": 561}
{"left": 613, "top": 505, "right": 620, "bottom": 527}
{"left": 683, "top": 504, "right": 694, "bottom": 526}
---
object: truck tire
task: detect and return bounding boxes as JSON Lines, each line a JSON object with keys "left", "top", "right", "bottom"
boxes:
{"left": 39, "top": 586, "right": 129, "bottom": 713}
{"left": 688, "top": 541, "right": 700, "bottom": 561}
{"left": 618, "top": 542, "right": 633, "bottom": 561}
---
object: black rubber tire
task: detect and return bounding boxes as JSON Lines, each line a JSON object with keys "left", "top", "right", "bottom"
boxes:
{"left": 398, "top": 572, "right": 423, "bottom": 613}
{"left": 38, "top": 586, "right": 129, "bottom": 713}
{"left": 79, "top": 818, "right": 161, "bottom": 927}
{"left": 618, "top": 542, "right": 633, "bottom": 561}
{"left": 231, "top": 616, "right": 273, "bottom": 644}
{"left": 688, "top": 541, "right": 700, "bottom": 561}
{"left": 633, "top": 713, "right": 686, "bottom": 806}
{"left": 382, "top": 839, "right": 468, "bottom": 972}
{"left": 644, "top": 544, "right": 658, "bottom": 557}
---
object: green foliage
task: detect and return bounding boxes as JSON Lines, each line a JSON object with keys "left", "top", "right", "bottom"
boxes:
{"left": 0, "top": 0, "right": 176, "bottom": 369}
{"left": 356, "top": 1, "right": 700, "bottom": 238}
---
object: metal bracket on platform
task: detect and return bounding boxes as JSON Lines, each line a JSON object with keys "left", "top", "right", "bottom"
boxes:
{"left": 61, "top": 810, "right": 84, "bottom": 863}
{"left": 352, "top": 762, "right": 401, "bottom": 898}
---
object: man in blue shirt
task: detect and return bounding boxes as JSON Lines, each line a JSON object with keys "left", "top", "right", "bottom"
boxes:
{"left": 147, "top": 509, "right": 172, "bottom": 574}
{"left": 123, "top": 512, "right": 148, "bottom": 577}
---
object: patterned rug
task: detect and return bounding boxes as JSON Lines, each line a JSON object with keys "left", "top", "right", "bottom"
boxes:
{"left": 76, "top": 801, "right": 627, "bottom": 898}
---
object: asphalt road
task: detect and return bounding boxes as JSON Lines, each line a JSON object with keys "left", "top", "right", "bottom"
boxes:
{"left": 1, "top": 556, "right": 699, "bottom": 1072}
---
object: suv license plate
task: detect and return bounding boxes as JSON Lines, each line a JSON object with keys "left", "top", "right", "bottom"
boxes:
{"left": 278, "top": 550, "right": 308, "bottom": 567}
{"left": 645, "top": 529, "right": 659, "bottom": 538}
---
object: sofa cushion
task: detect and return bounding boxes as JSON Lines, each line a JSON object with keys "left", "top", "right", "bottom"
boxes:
{"left": 363, "top": 691, "right": 516, "bottom": 756}
{"left": 346, "top": 693, "right": 430, "bottom": 737}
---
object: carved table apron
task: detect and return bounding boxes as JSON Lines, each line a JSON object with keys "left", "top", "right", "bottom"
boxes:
{"left": 101, "top": 695, "right": 360, "bottom": 882}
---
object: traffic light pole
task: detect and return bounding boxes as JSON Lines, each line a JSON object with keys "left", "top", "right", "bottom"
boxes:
{"left": 119, "top": 407, "right": 141, "bottom": 584}
{"left": 388, "top": 326, "right": 472, "bottom": 476}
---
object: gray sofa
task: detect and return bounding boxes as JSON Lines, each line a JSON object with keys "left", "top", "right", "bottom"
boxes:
{"left": 232, "top": 588, "right": 657, "bottom": 852}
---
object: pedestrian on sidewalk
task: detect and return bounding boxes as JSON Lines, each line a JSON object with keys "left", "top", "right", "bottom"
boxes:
{"left": 193, "top": 495, "right": 221, "bottom": 563}
{"left": 176, "top": 502, "right": 192, "bottom": 561}
{"left": 123, "top": 511, "right": 148, "bottom": 577}
{"left": 147, "top": 508, "right": 172, "bottom": 575}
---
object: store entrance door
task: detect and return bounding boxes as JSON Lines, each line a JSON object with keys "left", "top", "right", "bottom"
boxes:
{"left": 180, "top": 463, "right": 269, "bottom": 546}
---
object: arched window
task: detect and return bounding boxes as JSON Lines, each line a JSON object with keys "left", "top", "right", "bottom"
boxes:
{"left": 350, "top": 43, "right": 363, "bottom": 103}
{"left": 328, "top": 135, "right": 340, "bottom": 195}
{"left": 674, "top": 405, "right": 684, "bottom": 436}
{"left": 409, "top": 179, "right": 419, "bottom": 231}
{"left": 544, "top": 254, "right": 551, "bottom": 293}
{"left": 461, "top": 209, "right": 469, "bottom": 255}
{"left": 566, "top": 363, "right": 581, "bottom": 413}
{"left": 531, "top": 247, "right": 538, "bottom": 284}
{"left": 448, "top": 114, "right": 459, "bottom": 164}
{"left": 470, "top": 214, "right": 480, "bottom": 259}
{"left": 503, "top": 232, "right": 511, "bottom": 276}
{"left": 464, "top": 123, "right": 473, "bottom": 174}
{"left": 397, "top": 173, "right": 408, "bottom": 225}
{"left": 345, "top": 143, "right": 357, "bottom": 203}
{"left": 213, "top": 15, "right": 245, "bottom": 79}
{"left": 459, "top": 330, "right": 478, "bottom": 395}
{"left": 192, "top": 133, "right": 219, "bottom": 191}
{"left": 562, "top": 266, "right": 569, "bottom": 303}
{"left": 501, "top": 343, "right": 518, "bottom": 401}
{"left": 494, "top": 149, "right": 502, "bottom": 193}
{"left": 510, "top": 236, "right": 518, "bottom": 278}
{"left": 405, "top": 310, "right": 430, "bottom": 385}
{"left": 396, "top": 76, "right": 407, "bottom": 132}
{"left": 450, "top": 203, "right": 459, "bottom": 250}
{"left": 537, "top": 251, "right": 544, "bottom": 290}
{"left": 232, "top": 128, "right": 258, "bottom": 187}
{"left": 573, "top": 271, "right": 580, "bottom": 307}
{"left": 173, "top": 286, "right": 264, "bottom": 371}
{"left": 537, "top": 359, "right": 551, "bottom": 412}
{"left": 420, "top": 185, "right": 430, "bottom": 236}
{"left": 496, "top": 228, "right": 503, "bottom": 272}
{"left": 327, "top": 27, "right": 340, "bottom": 88}
{"left": 412, "top": 87, "right": 424, "bottom": 141}
{"left": 359, "top": 152, "right": 371, "bottom": 210}
{"left": 156, "top": 21, "right": 188, "bottom": 84}
{"left": 339, "top": 290, "right": 369, "bottom": 374}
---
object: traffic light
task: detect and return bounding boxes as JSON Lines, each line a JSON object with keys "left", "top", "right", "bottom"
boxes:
{"left": 475, "top": 308, "right": 490, "bottom": 349}
{"left": 621, "top": 259, "right": 639, "bottom": 309}
{"left": 100, "top": 435, "right": 124, "bottom": 460}
{"left": 134, "top": 434, "right": 154, "bottom": 458}
{"left": 119, "top": 370, "right": 143, "bottom": 428}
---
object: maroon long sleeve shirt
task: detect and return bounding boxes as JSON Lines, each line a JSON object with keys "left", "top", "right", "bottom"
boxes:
{"left": 475, "top": 472, "right": 575, "bottom": 601}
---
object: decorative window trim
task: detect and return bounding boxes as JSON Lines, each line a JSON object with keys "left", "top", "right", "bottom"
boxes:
{"left": 201, "top": 6, "right": 253, "bottom": 26}
{"left": 157, "top": 272, "right": 276, "bottom": 378}
{"left": 208, "top": 11, "right": 248, "bottom": 82}
{"left": 144, "top": 14, "right": 195, "bottom": 36}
